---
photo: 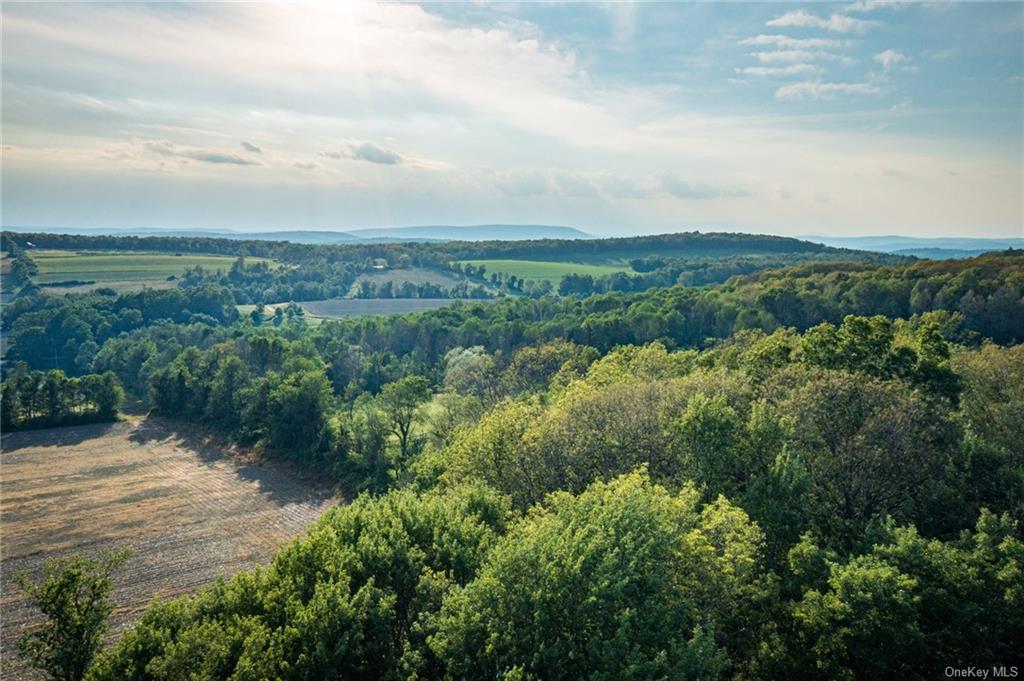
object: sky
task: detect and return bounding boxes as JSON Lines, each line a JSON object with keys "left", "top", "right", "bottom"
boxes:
{"left": 1, "top": 1, "right": 1022, "bottom": 238}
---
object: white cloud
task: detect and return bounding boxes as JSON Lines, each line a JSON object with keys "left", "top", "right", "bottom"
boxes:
{"left": 494, "top": 170, "right": 551, "bottom": 197}
{"left": 767, "top": 10, "right": 880, "bottom": 34}
{"left": 658, "top": 172, "right": 749, "bottom": 200}
{"left": 750, "top": 50, "right": 844, "bottom": 63}
{"left": 740, "top": 64, "right": 821, "bottom": 77}
{"left": 319, "top": 141, "right": 403, "bottom": 164}
{"left": 143, "top": 140, "right": 261, "bottom": 165}
{"left": 844, "top": 0, "right": 908, "bottom": 13}
{"left": 1, "top": 3, "right": 1020, "bottom": 238}
{"left": 890, "top": 98, "right": 913, "bottom": 112}
{"left": 553, "top": 172, "right": 600, "bottom": 198}
{"left": 597, "top": 173, "right": 650, "bottom": 199}
{"left": 1, "top": 3, "right": 639, "bottom": 153}
{"left": 874, "top": 49, "right": 908, "bottom": 71}
{"left": 775, "top": 81, "right": 882, "bottom": 100}
{"left": 739, "top": 34, "right": 846, "bottom": 49}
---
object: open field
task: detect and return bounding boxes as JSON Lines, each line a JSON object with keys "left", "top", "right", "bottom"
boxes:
{"left": 459, "top": 259, "right": 633, "bottom": 285}
{"left": 26, "top": 250, "right": 273, "bottom": 294}
{"left": 240, "top": 297, "right": 492, "bottom": 324}
{"left": 350, "top": 266, "right": 469, "bottom": 291}
{"left": 0, "top": 418, "right": 335, "bottom": 679}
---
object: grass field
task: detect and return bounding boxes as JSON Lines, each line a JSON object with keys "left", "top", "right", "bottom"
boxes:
{"left": 26, "top": 249, "right": 273, "bottom": 293}
{"left": 0, "top": 418, "right": 334, "bottom": 679}
{"left": 459, "top": 259, "right": 633, "bottom": 285}
{"left": 240, "top": 297, "right": 491, "bottom": 324}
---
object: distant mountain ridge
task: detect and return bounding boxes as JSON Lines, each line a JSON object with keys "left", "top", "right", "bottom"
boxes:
{"left": 347, "top": 225, "right": 591, "bottom": 241}
{"left": 2, "top": 224, "right": 592, "bottom": 244}
{"left": 803, "top": 235, "right": 1023, "bottom": 258}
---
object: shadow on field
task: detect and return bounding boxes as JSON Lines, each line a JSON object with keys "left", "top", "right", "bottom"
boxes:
{"left": 0, "top": 421, "right": 117, "bottom": 453}
{"left": 128, "top": 417, "right": 329, "bottom": 507}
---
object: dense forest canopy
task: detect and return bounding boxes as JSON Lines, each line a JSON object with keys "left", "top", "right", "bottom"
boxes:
{"left": 82, "top": 324, "right": 1024, "bottom": 680}
{"left": 2, "top": 231, "right": 1022, "bottom": 680}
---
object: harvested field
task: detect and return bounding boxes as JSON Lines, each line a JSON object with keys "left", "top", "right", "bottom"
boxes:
{"left": 25, "top": 249, "right": 276, "bottom": 295}
{"left": 240, "top": 297, "right": 495, "bottom": 324}
{"left": 0, "top": 418, "right": 336, "bottom": 679}
{"left": 302, "top": 297, "right": 494, "bottom": 318}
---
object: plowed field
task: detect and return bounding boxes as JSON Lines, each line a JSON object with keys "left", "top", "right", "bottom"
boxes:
{"left": 0, "top": 418, "right": 335, "bottom": 679}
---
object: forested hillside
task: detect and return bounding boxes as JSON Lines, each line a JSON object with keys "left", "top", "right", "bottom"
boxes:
{"left": 2, "top": 230, "right": 906, "bottom": 301}
{"left": 84, "top": 319, "right": 1024, "bottom": 680}
{"left": 3, "top": 234, "right": 1022, "bottom": 680}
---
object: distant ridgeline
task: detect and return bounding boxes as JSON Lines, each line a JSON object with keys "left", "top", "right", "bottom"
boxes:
{"left": 2, "top": 228, "right": 884, "bottom": 259}
{"left": 1, "top": 229, "right": 908, "bottom": 302}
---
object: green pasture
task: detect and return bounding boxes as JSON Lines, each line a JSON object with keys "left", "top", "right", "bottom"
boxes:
{"left": 29, "top": 250, "right": 273, "bottom": 285}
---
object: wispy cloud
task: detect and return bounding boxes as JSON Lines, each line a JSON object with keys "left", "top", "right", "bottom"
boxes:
{"left": 775, "top": 81, "right": 882, "bottom": 100}
{"left": 658, "top": 172, "right": 748, "bottom": 200}
{"left": 143, "top": 140, "right": 260, "bottom": 165}
{"left": 0, "top": 2, "right": 1019, "bottom": 238}
{"left": 494, "top": 170, "right": 550, "bottom": 197}
{"left": 740, "top": 64, "right": 822, "bottom": 77}
{"left": 739, "top": 35, "right": 847, "bottom": 49}
{"left": 844, "top": 0, "right": 908, "bottom": 13}
{"left": 874, "top": 49, "right": 908, "bottom": 71}
{"left": 923, "top": 47, "right": 959, "bottom": 61}
{"left": 321, "top": 141, "right": 404, "bottom": 165}
{"left": 750, "top": 50, "right": 848, "bottom": 64}
{"left": 240, "top": 141, "right": 263, "bottom": 153}
{"left": 767, "top": 10, "right": 880, "bottom": 34}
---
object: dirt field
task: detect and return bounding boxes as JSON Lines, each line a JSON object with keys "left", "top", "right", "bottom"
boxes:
{"left": 0, "top": 418, "right": 336, "bottom": 679}
{"left": 239, "top": 297, "right": 496, "bottom": 325}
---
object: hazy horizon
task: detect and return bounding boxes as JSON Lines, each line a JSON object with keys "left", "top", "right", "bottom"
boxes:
{"left": 2, "top": 222, "right": 1023, "bottom": 244}
{"left": 2, "top": 2, "right": 1022, "bottom": 238}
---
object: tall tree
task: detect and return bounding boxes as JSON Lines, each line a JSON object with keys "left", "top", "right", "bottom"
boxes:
{"left": 15, "top": 549, "right": 131, "bottom": 681}
{"left": 379, "top": 375, "right": 431, "bottom": 461}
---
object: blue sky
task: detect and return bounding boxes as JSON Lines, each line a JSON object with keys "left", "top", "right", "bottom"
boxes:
{"left": 2, "top": 1, "right": 1021, "bottom": 237}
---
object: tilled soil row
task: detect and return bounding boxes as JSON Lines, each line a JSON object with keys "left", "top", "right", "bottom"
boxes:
{"left": 1, "top": 419, "right": 336, "bottom": 680}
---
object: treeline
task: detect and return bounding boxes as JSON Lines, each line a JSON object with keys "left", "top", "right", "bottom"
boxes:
{"left": 179, "top": 257, "right": 360, "bottom": 304}
{"left": 428, "top": 230, "right": 837, "bottom": 260}
{"left": 730, "top": 252, "right": 1024, "bottom": 344}
{"left": 84, "top": 324, "right": 1024, "bottom": 679}
{"left": 2, "top": 240, "right": 39, "bottom": 290}
{"left": 2, "top": 285, "right": 238, "bottom": 373}
{"left": 556, "top": 251, "right": 901, "bottom": 296}
{"left": 351, "top": 278, "right": 495, "bottom": 300}
{"left": 449, "top": 253, "right": 892, "bottom": 299}
{"left": 1, "top": 230, "right": 850, "bottom": 264}
{"left": 1, "top": 366, "right": 123, "bottom": 431}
